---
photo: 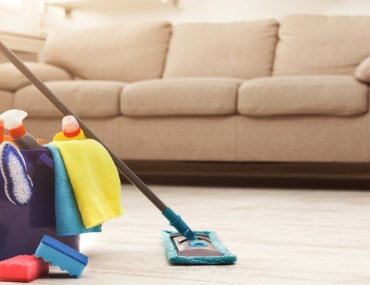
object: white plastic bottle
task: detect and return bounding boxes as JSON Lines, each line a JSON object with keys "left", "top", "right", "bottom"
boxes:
{"left": 53, "top": 115, "right": 86, "bottom": 141}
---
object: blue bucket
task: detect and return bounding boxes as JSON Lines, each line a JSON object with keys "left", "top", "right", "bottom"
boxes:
{"left": 0, "top": 149, "right": 79, "bottom": 261}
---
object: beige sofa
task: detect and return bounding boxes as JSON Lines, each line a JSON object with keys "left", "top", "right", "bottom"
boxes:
{"left": 1, "top": 15, "right": 370, "bottom": 163}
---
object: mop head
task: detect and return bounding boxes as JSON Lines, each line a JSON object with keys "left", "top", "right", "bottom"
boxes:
{"left": 0, "top": 142, "right": 34, "bottom": 205}
{"left": 162, "top": 230, "right": 237, "bottom": 265}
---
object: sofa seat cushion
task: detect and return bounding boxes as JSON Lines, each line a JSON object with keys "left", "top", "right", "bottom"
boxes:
{"left": 121, "top": 78, "right": 242, "bottom": 116}
{"left": 15, "top": 81, "right": 125, "bottom": 118}
{"left": 163, "top": 20, "right": 278, "bottom": 79}
{"left": 238, "top": 76, "right": 368, "bottom": 116}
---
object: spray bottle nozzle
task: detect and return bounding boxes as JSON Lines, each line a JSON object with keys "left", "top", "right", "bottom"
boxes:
{"left": 0, "top": 109, "right": 28, "bottom": 131}
{"left": 0, "top": 109, "right": 43, "bottom": 150}
{"left": 0, "top": 109, "right": 28, "bottom": 139}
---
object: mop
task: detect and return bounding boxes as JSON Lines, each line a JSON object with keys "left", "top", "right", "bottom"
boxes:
{"left": 0, "top": 41, "right": 237, "bottom": 265}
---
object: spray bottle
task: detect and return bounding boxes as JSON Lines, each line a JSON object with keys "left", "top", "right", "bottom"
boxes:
{"left": 53, "top": 115, "right": 86, "bottom": 141}
{"left": 0, "top": 109, "right": 43, "bottom": 150}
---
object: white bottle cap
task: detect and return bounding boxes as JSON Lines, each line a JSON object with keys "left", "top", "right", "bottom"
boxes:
{"left": 62, "top": 115, "right": 80, "bottom": 136}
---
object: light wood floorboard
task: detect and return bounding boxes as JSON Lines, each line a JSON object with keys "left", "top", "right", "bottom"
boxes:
{"left": 9, "top": 185, "right": 370, "bottom": 285}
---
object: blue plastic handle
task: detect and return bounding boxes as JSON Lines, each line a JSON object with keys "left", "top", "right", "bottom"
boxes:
{"left": 162, "top": 208, "right": 197, "bottom": 240}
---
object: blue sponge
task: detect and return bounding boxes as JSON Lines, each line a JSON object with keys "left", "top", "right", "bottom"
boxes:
{"left": 162, "top": 230, "right": 237, "bottom": 265}
{"left": 35, "top": 235, "right": 88, "bottom": 277}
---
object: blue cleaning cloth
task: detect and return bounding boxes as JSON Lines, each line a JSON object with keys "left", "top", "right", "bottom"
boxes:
{"left": 162, "top": 230, "right": 237, "bottom": 265}
{"left": 46, "top": 144, "right": 102, "bottom": 236}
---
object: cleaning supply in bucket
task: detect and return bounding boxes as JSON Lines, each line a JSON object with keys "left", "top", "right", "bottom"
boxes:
{"left": 35, "top": 235, "right": 88, "bottom": 278}
{"left": 46, "top": 144, "right": 102, "bottom": 236}
{"left": 50, "top": 139, "right": 124, "bottom": 228}
{"left": 53, "top": 115, "right": 86, "bottom": 141}
{"left": 0, "top": 109, "right": 43, "bottom": 150}
{"left": 0, "top": 141, "right": 34, "bottom": 205}
{"left": 0, "top": 255, "right": 49, "bottom": 282}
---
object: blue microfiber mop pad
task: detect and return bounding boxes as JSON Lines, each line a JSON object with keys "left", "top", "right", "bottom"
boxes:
{"left": 35, "top": 235, "right": 88, "bottom": 278}
{"left": 46, "top": 144, "right": 102, "bottom": 236}
{"left": 162, "top": 230, "right": 237, "bottom": 265}
{"left": 0, "top": 141, "right": 33, "bottom": 205}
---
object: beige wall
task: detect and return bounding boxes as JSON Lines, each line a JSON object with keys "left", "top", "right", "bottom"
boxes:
{"left": 1, "top": 0, "right": 370, "bottom": 35}
{"left": 0, "top": 0, "right": 43, "bottom": 35}
{"left": 42, "top": 0, "right": 370, "bottom": 31}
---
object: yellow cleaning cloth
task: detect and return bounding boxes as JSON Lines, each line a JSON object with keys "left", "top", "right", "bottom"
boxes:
{"left": 51, "top": 139, "right": 124, "bottom": 228}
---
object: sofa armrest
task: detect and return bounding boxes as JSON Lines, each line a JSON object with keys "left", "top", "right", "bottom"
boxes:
{"left": 355, "top": 57, "right": 370, "bottom": 84}
{"left": 0, "top": 62, "right": 73, "bottom": 91}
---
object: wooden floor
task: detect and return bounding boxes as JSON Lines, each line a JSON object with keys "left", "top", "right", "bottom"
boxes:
{"left": 13, "top": 185, "right": 370, "bottom": 285}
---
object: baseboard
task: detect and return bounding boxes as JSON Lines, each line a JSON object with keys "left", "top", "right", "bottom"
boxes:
{"left": 122, "top": 160, "right": 370, "bottom": 189}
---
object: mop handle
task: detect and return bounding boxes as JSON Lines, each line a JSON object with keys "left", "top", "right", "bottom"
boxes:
{"left": 0, "top": 41, "right": 168, "bottom": 212}
{"left": 0, "top": 41, "right": 198, "bottom": 240}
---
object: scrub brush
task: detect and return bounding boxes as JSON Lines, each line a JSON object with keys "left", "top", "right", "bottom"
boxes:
{"left": 0, "top": 141, "right": 34, "bottom": 205}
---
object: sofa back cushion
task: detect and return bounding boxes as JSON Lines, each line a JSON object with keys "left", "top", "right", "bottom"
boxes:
{"left": 41, "top": 22, "right": 171, "bottom": 82}
{"left": 163, "top": 20, "right": 278, "bottom": 79}
{"left": 273, "top": 15, "right": 370, "bottom": 76}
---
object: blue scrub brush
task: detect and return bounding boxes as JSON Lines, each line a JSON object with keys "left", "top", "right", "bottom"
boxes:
{"left": 0, "top": 141, "right": 34, "bottom": 205}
